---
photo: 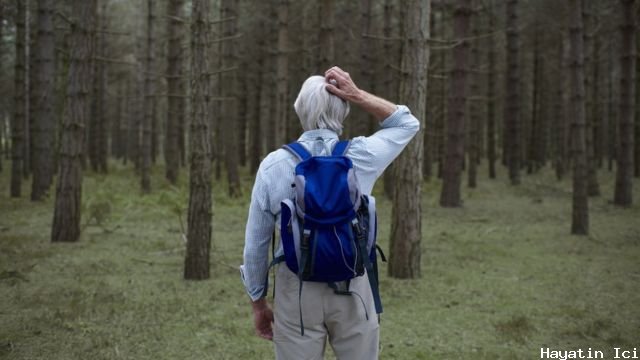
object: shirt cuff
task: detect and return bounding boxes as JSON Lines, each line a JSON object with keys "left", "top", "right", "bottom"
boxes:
{"left": 240, "top": 265, "right": 265, "bottom": 301}
{"left": 380, "top": 105, "right": 412, "bottom": 128}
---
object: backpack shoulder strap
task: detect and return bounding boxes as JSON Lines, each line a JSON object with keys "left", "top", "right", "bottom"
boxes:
{"left": 331, "top": 140, "right": 351, "bottom": 156}
{"left": 282, "top": 142, "right": 312, "bottom": 161}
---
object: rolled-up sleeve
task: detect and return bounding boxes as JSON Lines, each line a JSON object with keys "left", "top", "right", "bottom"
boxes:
{"left": 240, "top": 169, "right": 276, "bottom": 301}
{"left": 348, "top": 105, "right": 420, "bottom": 193}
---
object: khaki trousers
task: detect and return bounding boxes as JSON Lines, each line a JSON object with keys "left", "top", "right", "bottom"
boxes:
{"left": 273, "top": 265, "right": 380, "bottom": 360}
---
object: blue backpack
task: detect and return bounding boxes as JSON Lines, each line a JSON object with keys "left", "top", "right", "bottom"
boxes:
{"left": 272, "top": 140, "right": 385, "bottom": 335}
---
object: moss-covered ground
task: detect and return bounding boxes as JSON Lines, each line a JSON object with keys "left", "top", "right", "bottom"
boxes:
{"left": 1, "top": 164, "right": 638, "bottom": 359}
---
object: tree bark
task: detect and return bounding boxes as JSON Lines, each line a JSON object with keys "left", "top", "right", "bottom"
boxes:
{"left": 51, "top": 0, "right": 96, "bottom": 242}
{"left": 585, "top": 10, "right": 600, "bottom": 196}
{"left": 249, "top": 18, "right": 266, "bottom": 174}
{"left": 555, "top": 36, "right": 569, "bottom": 180}
{"left": 165, "top": 0, "right": 185, "bottom": 185}
{"left": 528, "top": 24, "right": 541, "bottom": 174}
{"left": 11, "top": 0, "right": 27, "bottom": 198}
{"left": 467, "top": 2, "right": 480, "bottom": 188}
{"left": 388, "top": 0, "right": 429, "bottom": 279}
{"left": 382, "top": 0, "right": 399, "bottom": 198}
{"left": 0, "top": 3, "right": 3, "bottom": 173}
{"left": 88, "top": 0, "right": 108, "bottom": 174}
{"left": 568, "top": 0, "right": 589, "bottom": 235}
{"left": 30, "top": 0, "right": 55, "bottom": 198}
{"left": 317, "top": 0, "right": 335, "bottom": 71}
{"left": 504, "top": 0, "right": 521, "bottom": 185}
{"left": 423, "top": 6, "right": 436, "bottom": 182}
{"left": 487, "top": 0, "right": 496, "bottom": 179}
{"left": 23, "top": 0, "right": 31, "bottom": 179}
{"left": 440, "top": 0, "right": 470, "bottom": 207}
{"left": 184, "top": 0, "right": 214, "bottom": 280}
{"left": 636, "top": 13, "right": 640, "bottom": 178}
{"left": 274, "top": 0, "right": 289, "bottom": 149}
{"left": 141, "top": 0, "right": 155, "bottom": 193}
{"left": 613, "top": 0, "right": 636, "bottom": 206}
{"left": 220, "top": 0, "right": 241, "bottom": 198}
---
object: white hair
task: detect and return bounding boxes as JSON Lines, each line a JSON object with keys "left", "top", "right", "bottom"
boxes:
{"left": 293, "top": 75, "right": 350, "bottom": 135}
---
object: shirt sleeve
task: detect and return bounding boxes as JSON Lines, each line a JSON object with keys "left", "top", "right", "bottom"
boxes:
{"left": 348, "top": 105, "right": 421, "bottom": 193}
{"left": 240, "top": 168, "right": 276, "bottom": 301}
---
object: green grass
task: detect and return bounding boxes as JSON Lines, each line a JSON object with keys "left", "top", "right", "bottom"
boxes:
{"left": 1, "top": 163, "right": 639, "bottom": 359}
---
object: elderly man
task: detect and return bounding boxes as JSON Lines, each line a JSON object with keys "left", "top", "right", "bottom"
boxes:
{"left": 241, "top": 66, "right": 419, "bottom": 359}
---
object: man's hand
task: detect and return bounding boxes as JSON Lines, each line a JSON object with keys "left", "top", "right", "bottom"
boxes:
{"left": 325, "top": 65, "right": 397, "bottom": 121}
{"left": 252, "top": 298, "right": 274, "bottom": 341}
{"left": 324, "top": 66, "right": 364, "bottom": 104}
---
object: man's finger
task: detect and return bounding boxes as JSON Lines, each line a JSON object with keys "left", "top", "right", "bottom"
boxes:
{"left": 326, "top": 84, "right": 345, "bottom": 98}
{"left": 326, "top": 70, "right": 348, "bottom": 83}
{"left": 324, "top": 65, "right": 343, "bottom": 77}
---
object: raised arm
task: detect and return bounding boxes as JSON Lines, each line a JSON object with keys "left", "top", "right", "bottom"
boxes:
{"left": 325, "top": 66, "right": 396, "bottom": 121}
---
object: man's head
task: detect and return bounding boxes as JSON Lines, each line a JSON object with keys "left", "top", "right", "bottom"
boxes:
{"left": 294, "top": 75, "right": 350, "bottom": 135}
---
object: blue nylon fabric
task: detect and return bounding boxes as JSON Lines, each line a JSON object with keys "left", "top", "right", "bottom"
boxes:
{"left": 280, "top": 203, "right": 300, "bottom": 274}
{"left": 283, "top": 142, "right": 312, "bottom": 161}
{"left": 279, "top": 140, "right": 380, "bottom": 285}
{"left": 331, "top": 140, "right": 350, "bottom": 156}
{"left": 308, "top": 223, "right": 359, "bottom": 282}
{"left": 296, "top": 157, "right": 355, "bottom": 222}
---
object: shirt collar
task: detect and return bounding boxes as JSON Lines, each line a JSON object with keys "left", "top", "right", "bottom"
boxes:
{"left": 297, "top": 129, "right": 339, "bottom": 142}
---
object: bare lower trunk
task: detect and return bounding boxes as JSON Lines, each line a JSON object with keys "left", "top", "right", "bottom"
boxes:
{"left": 613, "top": 0, "right": 636, "bottom": 206}
{"left": 467, "top": 2, "right": 480, "bottom": 188}
{"left": 165, "top": 0, "right": 185, "bottom": 185}
{"left": 504, "top": 0, "right": 521, "bottom": 185}
{"left": 440, "top": 0, "right": 470, "bottom": 207}
{"left": 11, "top": 0, "right": 27, "bottom": 198}
{"left": 274, "top": 0, "right": 289, "bottom": 149}
{"left": 221, "top": 0, "right": 241, "bottom": 198}
{"left": 141, "top": 0, "right": 155, "bottom": 193}
{"left": 487, "top": 1, "right": 496, "bottom": 179}
{"left": 388, "top": 0, "right": 429, "bottom": 279}
{"left": 184, "top": 0, "right": 213, "bottom": 280}
{"left": 51, "top": 0, "right": 95, "bottom": 243}
{"left": 569, "top": 0, "right": 589, "bottom": 235}
{"left": 317, "top": 0, "right": 335, "bottom": 71}
{"left": 31, "top": 0, "right": 56, "bottom": 200}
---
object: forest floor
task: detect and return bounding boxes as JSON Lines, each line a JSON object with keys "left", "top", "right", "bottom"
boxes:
{"left": 0, "top": 163, "right": 639, "bottom": 360}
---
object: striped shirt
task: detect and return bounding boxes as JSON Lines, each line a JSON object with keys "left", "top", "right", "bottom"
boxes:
{"left": 241, "top": 105, "right": 420, "bottom": 301}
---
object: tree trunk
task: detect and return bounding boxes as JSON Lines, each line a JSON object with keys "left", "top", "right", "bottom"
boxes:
{"left": 423, "top": 6, "right": 436, "bottom": 181}
{"left": 31, "top": 0, "right": 56, "bottom": 200}
{"left": 585, "top": 12, "right": 600, "bottom": 196}
{"left": 184, "top": 0, "right": 214, "bottom": 280}
{"left": 11, "top": 0, "right": 27, "bottom": 198}
{"left": 274, "top": 0, "right": 289, "bottom": 149}
{"left": 504, "top": 0, "right": 521, "bottom": 185}
{"left": 382, "top": 0, "right": 399, "bottom": 198}
{"left": 317, "top": 0, "right": 334, "bottom": 71}
{"left": 221, "top": 0, "right": 241, "bottom": 198}
{"left": 613, "top": 0, "right": 636, "bottom": 206}
{"left": 555, "top": 36, "right": 569, "bottom": 180}
{"left": 467, "top": 2, "right": 480, "bottom": 188}
{"left": 636, "top": 15, "right": 640, "bottom": 178}
{"left": 165, "top": 0, "right": 185, "bottom": 185}
{"left": 388, "top": 0, "right": 429, "bottom": 279}
{"left": 23, "top": 0, "right": 31, "bottom": 180}
{"left": 141, "top": 0, "right": 155, "bottom": 194}
{"left": 528, "top": 24, "right": 541, "bottom": 174}
{"left": 487, "top": 1, "right": 496, "bottom": 179}
{"left": 568, "top": 0, "right": 589, "bottom": 235}
{"left": 51, "top": 0, "right": 96, "bottom": 243}
{"left": 88, "top": 1, "right": 108, "bottom": 174}
{"left": 440, "top": 0, "right": 470, "bottom": 207}
{"left": 0, "top": 4, "right": 3, "bottom": 173}
{"left": 97, "top": 0, "right": 108, "bottom": 174}
{"left": 249, "top": 19, "right": 265, "bottom": 174}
